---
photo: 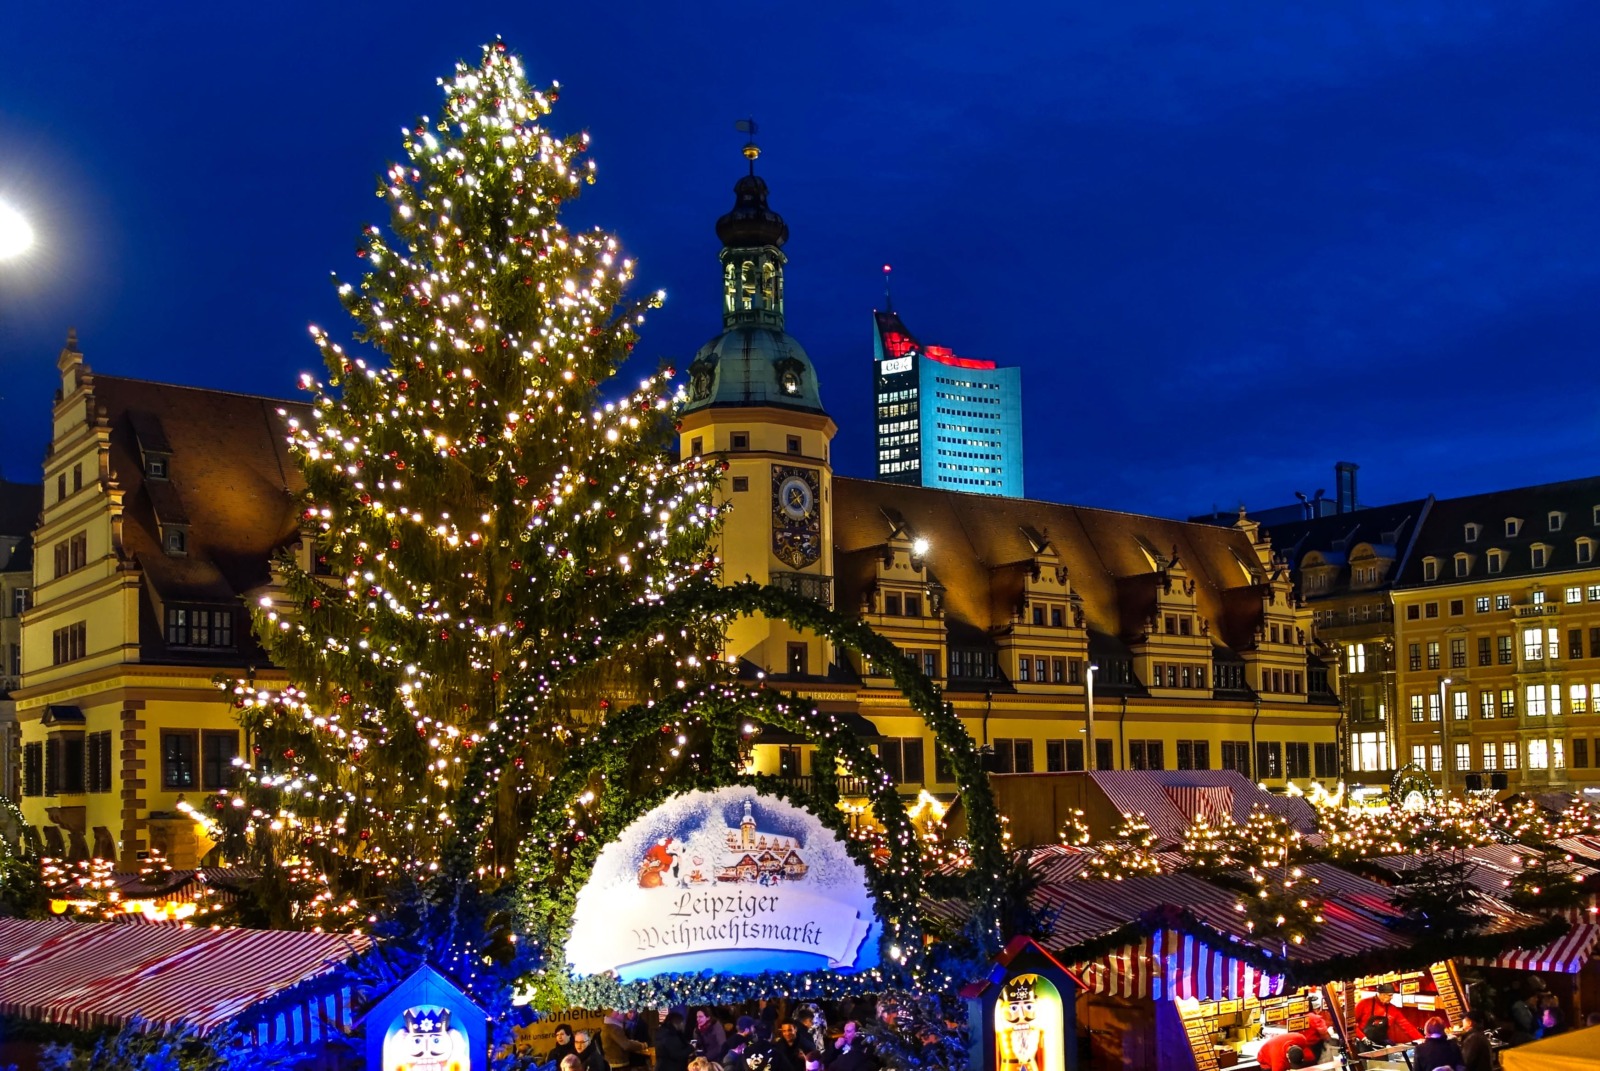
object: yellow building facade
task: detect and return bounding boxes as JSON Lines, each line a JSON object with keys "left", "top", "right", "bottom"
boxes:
{"left": 1388, "top": 484, "right": 1600, "bottom": 794}
{"left": 680, "top": 156, "right": 1341, "bottom": 815}
{"left": 13, "top": 335, "right": 303, "bottom": 866}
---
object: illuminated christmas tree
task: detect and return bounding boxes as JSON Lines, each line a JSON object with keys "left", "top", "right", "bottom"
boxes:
{"left": 1179, "top": 813, "right": 1237, "bottom": 871}
{"left": 228, "top": 41, "right": 723, "bottom": 918}
{"left": 1083, "top": 812, "right": 1163, "bottom": 881}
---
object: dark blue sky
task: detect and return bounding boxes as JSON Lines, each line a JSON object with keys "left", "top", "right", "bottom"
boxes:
{"left": 1, "top": 2, "right": 1596, "bottom": 518}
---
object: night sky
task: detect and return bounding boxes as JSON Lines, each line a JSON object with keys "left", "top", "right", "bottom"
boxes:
{"left": 1, "top": 2, "right": 1596, "bottom": 518}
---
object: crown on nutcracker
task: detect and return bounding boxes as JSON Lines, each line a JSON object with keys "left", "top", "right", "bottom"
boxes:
{"left": 403, "top": 1007, "right": 452, "bottom": 1034}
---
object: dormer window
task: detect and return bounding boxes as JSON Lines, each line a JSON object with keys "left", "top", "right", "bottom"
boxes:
{"left": 1454, "top": 553, "right": 1472, "bottom": 578}
{"left": 1488, "top": 549, "right": 1505, "bottom": 574}
{"left": 164, "top": 526, "right": 188, "bottom": 556}
{"left": 1531, "top": 544, "right": 1550, "bottom": 570}
{"left": 1549, "top": 511, "right": 1565, "bottom": 532}
{"left": 1506, "top": 517, "right": 1522, "bottom": 537}
{"left": 1422, "top": 558, "right": 1439, "bottom": 582}
{"left": 1580, "top": 539, "right": 1596, "bottom": 565}
{"left": 146, "top": 456, "right": 169, "bottom": 480}
{"left": 1464, "top": 523, "right": 1480, "bottom": 543}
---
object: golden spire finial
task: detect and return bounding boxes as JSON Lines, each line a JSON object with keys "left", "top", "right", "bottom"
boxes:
{"left": 735, "top": 118, "right": 759, "bottom": 173}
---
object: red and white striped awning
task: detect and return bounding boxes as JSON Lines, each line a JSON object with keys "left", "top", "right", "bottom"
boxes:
{"left": 0, "top": 918, "right": 368, "bottom": 1039}
{"left": 1072, "top": 930, "right": 1283, "bottom": 1001}
{"left": 1165, "top": 785, "right": 1234, "bottom": 826}
{"left": 1460, "top": 922, "right": 1600, "bottom": 973}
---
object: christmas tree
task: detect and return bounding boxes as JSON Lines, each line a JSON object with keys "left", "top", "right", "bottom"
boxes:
{"left": 229, "top": 41, "right": 724, "bottom": 920}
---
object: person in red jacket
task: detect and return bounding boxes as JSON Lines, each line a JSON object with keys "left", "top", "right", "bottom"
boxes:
{"left": 1256, "top": 1014, "right": 1331, "bottom": 1071}
{"left": 1351, "top": 984, "right": 1423, "bottom": 1045}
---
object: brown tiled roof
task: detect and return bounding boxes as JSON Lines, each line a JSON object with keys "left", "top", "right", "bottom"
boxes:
{"left": 90, "top": 376, "right": 309, "bottom": 656}
{"left": 832, "top": 477, "right": 1272, "bottom": 651}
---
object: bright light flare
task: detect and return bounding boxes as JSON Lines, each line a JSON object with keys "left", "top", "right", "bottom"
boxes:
{"left": 0, "top": 200, "right": 34, "bottom": 260}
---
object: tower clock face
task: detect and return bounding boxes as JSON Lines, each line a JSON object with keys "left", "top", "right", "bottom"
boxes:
{"left": 771, "top": 465, "right": 822, "bottom": 570}
{"left": 778, "top": 474, "right": 815, "bottom": 520}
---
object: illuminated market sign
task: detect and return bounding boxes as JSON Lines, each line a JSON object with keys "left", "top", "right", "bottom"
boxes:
{"left": 566, "top": 786, "right": 881, "bottom": 980}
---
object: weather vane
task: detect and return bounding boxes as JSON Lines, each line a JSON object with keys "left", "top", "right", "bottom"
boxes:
{"left": 735, "top": 117, "right": 759, "bottom": 172}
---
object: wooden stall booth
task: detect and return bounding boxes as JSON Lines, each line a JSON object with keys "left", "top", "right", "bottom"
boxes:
{"left": 1323, "top": 963, "right": 1466, "bottom": 1065}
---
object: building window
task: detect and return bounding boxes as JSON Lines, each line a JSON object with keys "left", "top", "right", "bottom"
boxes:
{"left": 1045, "top": 738, "right": 1085, "bottom": 773}
{"left": 878, "top": 738, "right": 924, "bottom": 785}
{"left": 690, "top": 437, "right": 702, "bottom": 456}
{"left": 1427, "top": 641, "right": 1441, "bottom": 670}
{"left": 883, "top": 593, "right": 901, "bottom": 616}
{"left": 10, "top": 588, "right": 29, "bottom": 616}
{"left": 1488, "top": 551, "right": 1504, "bottom": 574}
{"left": 87, "top": 731, "right": 113, "bottom": 794}
{"left": 1095, "top": 739, "right": 1115, "bottom": 773}
{"left": 1425, "top": 602, "right": 1439, "bottom": 619}
{"left": 1255, "top": 741, "right": 1283, "bottom": 779}
{"left": 1506, "top": 518, "right": 1522, "bottom": 537}
{"left": 1453, "top": 690, "right": 1469, "bottom": 721}
{"left": 1051, "top": 657, "right": 1066, "bottom": 683}
{"left": 1423, "top": 559, "right": 1438, "bottom": 582}
{"left": 1550, "top": 511, "right": 1565, "bottom": 532}
{"left": 1527, "top": 685, "right": 1549, "bottom": 718}
{"left": 201, "top": 730, "right": 239, "bottom": 790}
{"left": 729, "top": 432, "right": 748, "bottom": 451}
{"left": 1175, "top": 740, "right": 1210, "bottom": 770}
{"left": 1571, "top": 684, "right": 1590, "bottom": 715}
{"left": 1449, "top": 599, "right": 1464, "bottom": 616}
{"left": 1455, "top": 556, "right": 1470, "bottom": 578}
{"left": 778, "top": 745, "right": 802, "bottom": 778}
{"left": 786, "top": 435, "right": 802, "bottom": 455}
{"left": 786, "top": 643, "right": 808, "bottom": 677}
{"left": 1529, "top": 739, "right": 1550, "bottom": 770}
{"left": 1498, "top": 635, "right": 1513, "bottom": 664}
{"left": 1478, "top": 637, "right": 1492, "bottom": 666}
{"left": 1128, "top": 740, "right": 1164, "bottom": 771}
{"left": 1017, "top": 656, "right": 1031, "bottom": 682}
{"left": 1568, "top": 586, "right": 1585, "bottom": 604}
{"left": 991, "top": 738, "right": 1033, "bottom": 774}
{"left": 1555, "top": 738, "right": 1566, "bottom": 769}
{"left": 1428, "top": 693, "right": 1442, "bottom": 721}
{"left": 1409, "top": 643, "right": 1422, "bottom": 671}
{"left": 1346, "top": 644, "right": 1367, "bottom": 673}
{"left": 1450, "top": 637, "right": 1466, "bottom": 668}
{"left": 1350, "top": 732, "right": 1386, "bottom": 773}
{"left": 1580, "top": 541, "right": 1595, "bottom": 564}
{"left": 731, "top": 476, "right": 748, "bottom": 492}
{"left": 51, "top": 622, "right": 87, "bottom": 665}
{"left": 1455, "top": 742, "right": 1471, "bottom": 772}
{"left": 166, "top": 528, "right": 187, "bottom": 556}
{"left": 1221, "top": 741, "right": 1251, "bottom": 777}
{"left": 1496, "top": 593, "right": 1511, "bottom": 610}
{"left": 1480, "top": 690, "right": 1496, "bottom": 719}
{"left": 1410, "top": 694, "right": 1426, "bottom": 722}
{"left": 1524, "top": 628, "right": 1546, "bottom": 661}
{"left": 161, "top": 731, "right": 198, "bottom": 789}
{"left": 146, "top": 456, "right": 168, "bottom": 479}
{"left": 1575, "top": 738, "right": 1590, "bottom": 770}
{"left": 1476, "top": 596, "right": 1491, "bottom": 613}
{"left": 1465, "top": 523, "right": 1480, "bottom": 543}
{"left": 22, "top": 742, "right": 42, "bottom": 797}
{"left": 1483, "top": 742, "right": 1498, "bottom": 771}
{"left": 1503, "top": 741, "right": 1519, "bottom": 770}
{"left": 1500, "top": 688, "right": 1516, "bottom": 716}
{"left": 905, "top": 595, "right": 921, "bottom": 617}
{"left": 165, "top": 607, "right": 235, "bottom": 649}
{"left": 1050, "top": 607, "right": 1063, "bottom": 627}
{"left": 1532, "top": 546, "right": 1548, "bottom": 570}
{"left": 1570, "top": 628, "right": 1584, "bottom": 659}
{"left": 1285, "top": 742, "right": 1311, "bottom": 779}
{"left": 1314, "top": 742, "right": 1338, "bottom": 778}
{"left": 1407, "top": 604, "right": 1421, "bottom": 621}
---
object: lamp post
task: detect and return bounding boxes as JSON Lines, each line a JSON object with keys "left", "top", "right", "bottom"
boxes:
{"left": 1438, "top": 676, "right": 1453, "bottom": 793}
{"left": 1085, "top": 662, "right": 1099, "bottom": 770}
{"left": 0, "top": 200, "right": 33, "bottom": 261}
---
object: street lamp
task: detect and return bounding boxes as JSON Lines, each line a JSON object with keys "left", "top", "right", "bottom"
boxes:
{"left": 0, "top": 200, "right": 33, "bottom": 261}
{"left": 1438, "top": 676, "right": 1453, "bottom": 792}
{"left": 1085, "top": 662, "right": 1099, "bottom": 770}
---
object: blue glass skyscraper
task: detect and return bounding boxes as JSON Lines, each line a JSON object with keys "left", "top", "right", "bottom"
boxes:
{"left": 873, "top": 308, "right": 1024, "bottom": 497}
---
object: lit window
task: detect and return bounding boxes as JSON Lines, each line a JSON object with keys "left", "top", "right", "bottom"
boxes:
{"left": 1568, "top": 586, "right": 1584, "bottom": 604}
{"left": 1528, "top": 739, "right": 1549, "bottom": 770}
{"left": 1476, "top": 596, "right": 1491, "bottom": 613}
{"left": 1482, "top": 742, "right": 1497, "bottom": 770}
{"left": 1527, "top": 684, "right": 1548, "bottom": 717}
{"left": 1345, "top": 644, "right": 1366, "bottom": 673}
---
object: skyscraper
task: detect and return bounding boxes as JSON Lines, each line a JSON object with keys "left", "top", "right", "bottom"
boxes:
{"left": 873, "top": 307, "right": 1024, "bottom": 497}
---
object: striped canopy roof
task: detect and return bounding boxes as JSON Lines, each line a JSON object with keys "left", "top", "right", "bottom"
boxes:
{"left": 0, "top": 918, "right": 368, "bottom": 1035}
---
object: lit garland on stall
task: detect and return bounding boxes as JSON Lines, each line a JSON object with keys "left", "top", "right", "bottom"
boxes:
{"left": 1080, "top": 813, "right": 1163, "bottom": 881}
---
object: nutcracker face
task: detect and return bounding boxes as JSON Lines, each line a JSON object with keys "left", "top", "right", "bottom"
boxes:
{"left": 994, "top": 974, "right": 1063, "bottom": 1071}
{"left": 384, "top": 1006, "right": 470, "bottom": 1071}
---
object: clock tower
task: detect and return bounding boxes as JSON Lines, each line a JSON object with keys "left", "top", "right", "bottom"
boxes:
{"left": 680, "top": 136, "right": 836, "bottom": 680}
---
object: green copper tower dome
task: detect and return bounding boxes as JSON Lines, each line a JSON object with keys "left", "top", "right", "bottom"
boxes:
{"left": 683, "top": 141, "right": 825, "bottom": 415}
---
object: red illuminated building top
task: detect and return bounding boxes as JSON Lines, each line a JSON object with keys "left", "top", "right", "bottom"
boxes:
{"left": 874, "top": 310, "right": 995, "bottom": 370}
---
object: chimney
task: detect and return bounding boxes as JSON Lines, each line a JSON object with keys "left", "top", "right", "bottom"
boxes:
{"left": 1335, "top": 462, "right": 1358, "bottom": 514}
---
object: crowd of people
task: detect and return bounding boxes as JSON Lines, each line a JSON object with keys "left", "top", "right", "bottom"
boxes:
{"left": 541, "top": 997, "right": 961, "bottom": 1071}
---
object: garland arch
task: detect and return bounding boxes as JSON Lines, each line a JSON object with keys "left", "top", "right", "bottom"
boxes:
{"left": 501, "top": 581, "right": 1008, "bottom": 1007}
